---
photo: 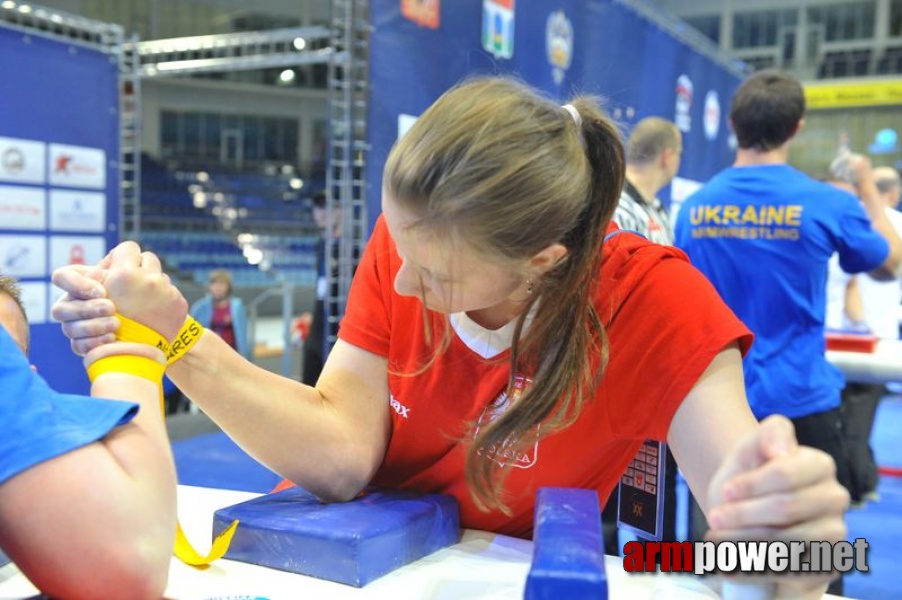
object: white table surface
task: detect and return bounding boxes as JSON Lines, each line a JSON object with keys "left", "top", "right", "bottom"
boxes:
{"left": 827, "top": 339, "right": 902, "bottom": 384}
{"left": 0, "top": 485, "right": 767, "bottom": 600}
{"left": 0, "top": 486, "right": 849, "bottom": 599}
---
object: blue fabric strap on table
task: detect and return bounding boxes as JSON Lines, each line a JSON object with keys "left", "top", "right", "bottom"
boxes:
{"left": 525, "top": 487, "right": 608, "bottom": 600}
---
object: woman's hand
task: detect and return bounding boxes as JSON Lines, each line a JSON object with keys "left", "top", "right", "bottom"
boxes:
{"left": 707, "top": 416, "right": 850, "bottom": 598}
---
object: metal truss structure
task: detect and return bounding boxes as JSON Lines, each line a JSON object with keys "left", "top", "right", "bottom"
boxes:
{"left": 132, "top": 25, "right": 333, "bottom": 78}
{"left": 324, "top": 0, "right": 370, "bottom": 350}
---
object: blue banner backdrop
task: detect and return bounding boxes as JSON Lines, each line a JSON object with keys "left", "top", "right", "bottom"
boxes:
{"left": 0, "top": 25, "right": 120, "bottom": 394}
{"left": 367, "top": 0, "right": 743, "bottom": 233}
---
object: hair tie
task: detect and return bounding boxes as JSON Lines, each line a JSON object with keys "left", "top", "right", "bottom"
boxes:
{"left": 562, "top": 103, "right": 582, "bottom": 128}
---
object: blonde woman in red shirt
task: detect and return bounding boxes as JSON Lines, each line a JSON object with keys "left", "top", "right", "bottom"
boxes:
{"left": 54, "top": 77, "right": 847, "bottom": 598}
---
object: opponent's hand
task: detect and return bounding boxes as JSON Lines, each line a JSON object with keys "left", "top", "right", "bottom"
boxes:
{"left": 51, "top": 264, "right": 118, "bottom": 356}
{"left": 706, "top": 416, "right": 850, "bottom": 598}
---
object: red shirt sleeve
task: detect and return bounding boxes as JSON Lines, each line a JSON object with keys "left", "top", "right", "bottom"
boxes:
{"left": 338, "top": 216, "right": 395, "bottom": 356}
{"left": 597, "top": 234, "right": 754, "bottom": 442}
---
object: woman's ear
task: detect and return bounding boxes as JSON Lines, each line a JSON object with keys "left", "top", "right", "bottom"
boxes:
{"left": 529, "top": 243, "right": 568, "bottom": 275}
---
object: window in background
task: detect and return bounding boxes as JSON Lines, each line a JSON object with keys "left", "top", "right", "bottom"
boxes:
{"left": 733, "top": 9, "right": 797, "bottom": 49}
{"left": 684, "top": 14, "right": 720, "bottom": 45}
{"left": 161, "top": 110, "right": 300, "bottom": 169}
{"left": 891, "top": 0, "right": 902, "bottom": 36}
{"left": 808, "top": 1, "right": 875, "bottom": 42}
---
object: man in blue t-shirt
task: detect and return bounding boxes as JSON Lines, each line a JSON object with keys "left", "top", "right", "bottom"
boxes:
{"left": 0, "top": 274, "right": 177, "bottom": 598}
{"left": 674, "top": 71, "right": 902, "bottom": 509}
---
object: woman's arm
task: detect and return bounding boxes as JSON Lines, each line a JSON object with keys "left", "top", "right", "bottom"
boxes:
{"left": 668, "top": 343, "right": 849, "bottom": 598}
{"left": 51, "top": 243, "right": 393, "bottom": 502}
{"left": 0, "top": 373, "right": 176, "bottom": 600}
{"left": 168, "top": 333, "right": 392, "bottom": 502}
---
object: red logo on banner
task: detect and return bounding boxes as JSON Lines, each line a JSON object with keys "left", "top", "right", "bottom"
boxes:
{"left": 55, "top": 154, "right": 73, "bottom": 175}
{"left": 401, "top": 0, "right": 440, "bottom": 29}
{"left": 69, "top": 244, "right": 86, "bottom": 265}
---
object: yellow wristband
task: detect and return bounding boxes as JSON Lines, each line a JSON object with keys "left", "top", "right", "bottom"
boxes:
{"left": 115, "top": 314, "right": 171, "bottom": 356}
{"left": 86, "top": 354, "right": 166, "bottom": 384}
{"left": 167, "top": 316, "right": 204, "bottom": 365}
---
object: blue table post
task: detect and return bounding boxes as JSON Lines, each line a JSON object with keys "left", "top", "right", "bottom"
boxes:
{"left": 525, "top": 487, "right": 608, "bottom": 599}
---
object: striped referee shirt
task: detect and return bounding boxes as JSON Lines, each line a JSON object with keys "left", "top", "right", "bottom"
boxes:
{"left": 613, "top": 180, "right": 674, "bottom": 246}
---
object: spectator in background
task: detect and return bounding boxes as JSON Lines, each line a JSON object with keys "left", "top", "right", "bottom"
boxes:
{"left": 299, "top": 191, "right": 328, "bottom": 385}
{"left": 190, "top": 269, "right": 250, "bottom": 359}
{"left": 0, "top": 272, "right": 177, "bottom": 599}
{"left": 826, "top": 158, "right": 902, "bottom": 507}
{"left": 674, "top": 71, "right": 902, "bottom": 594}
{"left": 607, "top": 116, "right": 683, "bottom": 551}
{"left": 612, "top": 117, "right": 681, "bottom": 245}
{"left": 875, "top": 166, "right": 901, "bottom": 210}
{"left": 300, "top": 190, "right": 343, "bottom": 385}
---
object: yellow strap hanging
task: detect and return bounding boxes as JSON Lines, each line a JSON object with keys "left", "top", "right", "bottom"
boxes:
{"left": 174, "top": 520, "right": 239, "bottom": 567}
{"left": 99, "top": 314, "right": 238, "bottom": 567}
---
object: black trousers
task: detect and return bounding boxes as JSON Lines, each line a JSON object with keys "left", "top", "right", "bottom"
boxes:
{"left": 791, "top": 407, "right": 852, "bottom": 497}
{"left": 791, "top": 407, "right": 850, "bottom": 597}
{"left": 840, "top": 383, "right": 883, "bottom": 501}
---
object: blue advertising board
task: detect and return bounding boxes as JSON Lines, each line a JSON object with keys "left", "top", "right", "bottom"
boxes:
{"left": 367, "top": 0, "right": 745, "bottom": 233}
{"left": 0, "top": 25, "right": 120, "bottom": 394}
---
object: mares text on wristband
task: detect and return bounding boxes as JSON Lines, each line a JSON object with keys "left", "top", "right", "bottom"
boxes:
{"left": 115, "top": 314, "right": 171, "bottom": 356}
{"left": 87, "top": 354, "right": 166, "bottom": 384}
{"left": 167, "top": 316, "right": 204, "bottom": 364}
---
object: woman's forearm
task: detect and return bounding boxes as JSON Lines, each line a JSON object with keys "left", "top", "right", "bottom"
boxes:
{"left": 166, "top": 332, "right": 390, "bottom": 500}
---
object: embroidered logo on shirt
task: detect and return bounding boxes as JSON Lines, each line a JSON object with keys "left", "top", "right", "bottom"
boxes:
{"left": 474, "top": 375, "right": 539, "bottom": 469}
{"left": 389, "top": 393, "right": 411, "bottom": 419}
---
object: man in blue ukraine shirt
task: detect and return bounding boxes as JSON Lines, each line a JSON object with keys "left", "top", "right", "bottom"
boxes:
{"left": 675, "top": 70, "right": 902, "bottom": 508}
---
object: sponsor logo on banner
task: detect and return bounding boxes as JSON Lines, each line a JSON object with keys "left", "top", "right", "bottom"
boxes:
{"left": 475, "top": 375, "right": 539, "bottom": 469}
{"left": 0, "top": 235, "right": 46, "bottom": 277}
{"left": 48, "top": 143, "right": 106, "bottom": 189}
{"left": 17, "top": 281, "right": 47, "bottom": 325}
{"left": 0, "top": 137, "right": 46, "bottom": 185}
{"left": 397, "top": 113, "right": 419, "bottom": 139}
{"left": 675, "top": 74, "right": 693, "bottom": 133}
{"left": 546, "top": 11, "right": 573, "bottom": 86}
{"left": 49, "top": 236, "right": 106, "bottom": 272}
{"left": 482, "top": 0, "right": 514, "bottom": 60}
{"left": 401, "top": 0, "right": 440, "bottom": 29}
{"left": 49, "top": 190, "right": 106, "bottom": 232}
{"left": 703, "top": 90, "right": 720, "bottom": 140}
{"left": 0, "top": 186, "right": 46, "bottom": 230}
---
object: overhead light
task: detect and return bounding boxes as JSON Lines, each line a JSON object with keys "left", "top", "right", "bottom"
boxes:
{"left": 1, "top": 2, "right": 17, "bottom": 11}
{"left": 293, "top": 37, "right": 307, "bottom": 51}
{"left": 278, "top": 69, "right": 296, "bottom": 84}
{"left": 196, "top": 171, "right": 210, "bottom": 182}
{"left": 289, "top": 177, "right": 304, "bottom": 190}
{"left": 17, "top": 3, "right": 31, "bottom": 13}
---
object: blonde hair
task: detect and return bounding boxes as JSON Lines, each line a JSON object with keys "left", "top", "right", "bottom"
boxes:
{"left": 384, "top": 77, "right": 624, "bottom": 511}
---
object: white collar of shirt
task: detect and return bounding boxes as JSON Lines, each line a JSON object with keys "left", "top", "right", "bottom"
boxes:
{"left": 449, "top": 304, "right": 537, "bottom": 359}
